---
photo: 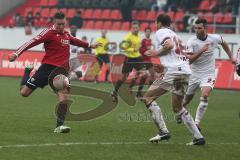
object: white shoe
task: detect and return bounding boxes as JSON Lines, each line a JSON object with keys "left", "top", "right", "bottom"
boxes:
{"left": 149, "top": 132, "right": 171, "bottom": 143}
{"left": 54, "top": 125, "right": 71, "bottom": 133}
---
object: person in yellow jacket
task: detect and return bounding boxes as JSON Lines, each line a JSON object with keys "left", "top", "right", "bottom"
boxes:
{"left": 111, "top": 21, "right": 146, "bottom": 102}
{"left": 95, "top": 30, "right": 110, "bottom": 82}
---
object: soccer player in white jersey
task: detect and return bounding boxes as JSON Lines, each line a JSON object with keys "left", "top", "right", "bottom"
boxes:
{"left": 178, "top": 18, "right": 236, "bottom": 129}
{"left": 143, "top": 14, "right": 206, "bottom": 145}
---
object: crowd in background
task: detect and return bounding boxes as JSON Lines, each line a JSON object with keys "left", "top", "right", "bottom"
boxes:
{"left": 6, "top": 0, "right": 240, "bottom": 33}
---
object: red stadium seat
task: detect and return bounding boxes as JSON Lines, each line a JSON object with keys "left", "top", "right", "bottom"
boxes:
{"left": 140, "top": 22, "right": 149, "bottom": 31}
{"left": 24, "top": 7, "right": 33, "bottom": 17}
{"left": 101, "top": 9, "right": 111, "bottom": 20}
{"left": 67, "top": 9, "right": 76, "bottom": 18}
{"left": 110, "top": 10, "right": 121, "bottom": 20}
{"left": 59, "top": 8, "right": 67, "bottom": 15}
{"left": 94, "top": 21, "right": 104, "bottom": 29}
{"left": 175, "top": 11, "right": 184, "bottom": 22}
{"left": 92, "top": 9, "right": 102, "bottom": 19}
{"left": 207, "top": 26, "right": 214, "bottom": 33}
{"left": 223, "top": 12, "right": 233, "bottom": 24}
{"left": 83, "top": 9, "right": 93, "bottom": 19}
{"left": 150, "top": 22, "right": 157, "bottom": 31}
{"left": 111, "top": 21, "right": 121, "bottom": 30}
{"left": 146, "top": 11, "right": 157, "bottom": 21}
{"left": 84, "top": 20, "right": 95, "bottom": 29}
{"left": 41, "top": 8, "right": 50, "bottom": 18}
{"left": 103, "top": 21, "right": 112, "bottom": 30}
{"left": 215, "top": 12, "right": 224, "bottom": 24}
{"left": 204, "top": 12, "right": 213, "bottom": 23}
{"left": 49, "top": 8, "right": 58, "bottom": 17}
{"left": 121, "top": 22, "right": 130, "bottom": 30}
{"left": 48, "top": 0, "right": 58, "bottom": 7}
{"left": 136, "top": 10, "right": 147, "bottom": 20}
{"left": 33, "top": 8, "right": 41, "bottom": 16}
{"left": 168, "top": 11, "right": 175, "bottom": 21}
{"left": 40, "top": 0, "right": 49, "bottom": 6}
{"left": 199, "top": 0, "right": 210, "bottom": 11}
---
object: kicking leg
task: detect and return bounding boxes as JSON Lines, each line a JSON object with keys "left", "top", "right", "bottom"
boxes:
{"left": 172, "top": 93, "right": 205, "bottom": 145}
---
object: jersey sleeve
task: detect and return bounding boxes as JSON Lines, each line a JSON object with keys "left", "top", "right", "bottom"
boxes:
{"left": 15, "top": 28, "right": 50, "bottom": 56}
{"left": 156, "top": 30, "right": 171, "bottom": 47}
{"left": 70, "top": 36, "right": 90, "bottom": 48}
{"left": 212, "top": 34, "right": 223, "bottom": 44}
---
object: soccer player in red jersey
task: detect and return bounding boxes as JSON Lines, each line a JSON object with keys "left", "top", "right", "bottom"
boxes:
{"left": 139, "top": 27, "right": 155, "bottom": 84}
{"left": 8, "top": 12, "right": 101, "bottom": 133}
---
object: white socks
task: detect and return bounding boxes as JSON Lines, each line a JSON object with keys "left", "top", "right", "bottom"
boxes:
{"left": 148, "top": 101, "right": 169, "bottom": 133}
{"left": 195, "top": 97, "right": 208, "bottom": 125}
{"left": 177, "top": 107, "right": 203, "bottom": 139}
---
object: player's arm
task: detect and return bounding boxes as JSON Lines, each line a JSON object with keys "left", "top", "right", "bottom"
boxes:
{"left": 187, "top": 44, "right": 209, "bottom": 64}
{"left": 70, "top": 36, "right": 101, "bottom": 49}
{"left": 8, "top": 29, "right": 49, "bottom": 62}
{"left": 144, "top": 39, "right": 173, "bottom": 57}
{"left": 221, "top": 40, "right": 236, "bottom": 64}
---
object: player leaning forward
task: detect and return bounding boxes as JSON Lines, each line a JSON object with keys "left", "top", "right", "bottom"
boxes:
{"left": 143, "top": 14, "right": 207, "bottom": 145}
{"left": 8, "top": 12, "right": 101, "bottom": 133}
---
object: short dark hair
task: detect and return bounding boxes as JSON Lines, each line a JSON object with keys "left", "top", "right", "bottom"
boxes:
{"left": 144, "top": 27, "right": 151, "bottom": 32}
{"left": 54, "top": 12, "right": 65, "bottom": 19}
{"left": 131, "top": 20, "right": 140, "bottom": 26}
{"left": 156, "top": 14, "right": 171, "bottom": 27}
{"left": 195, "top": 18, "right": 207, "bottom": 27}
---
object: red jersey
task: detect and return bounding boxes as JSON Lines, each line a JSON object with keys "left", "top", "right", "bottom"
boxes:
{"left": 139, "top": 38, "right": 152, "bottom": 62}
{"left": 15, "top": 26, "right": 90, "bottom": 67}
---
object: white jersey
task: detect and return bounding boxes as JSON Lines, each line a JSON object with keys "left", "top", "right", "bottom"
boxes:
{"left": 186, "top": 34, "right": 223, "bottom": 77}
{"left": 156, "top": 28, "right": 191, "bottom": 75}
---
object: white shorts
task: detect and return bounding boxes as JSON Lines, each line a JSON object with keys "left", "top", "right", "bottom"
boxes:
{"left": 186, "top": 75, "right": 215, "bottom": 95}
{"left": 150, "top": 73, "right": 190, "bottom": 96}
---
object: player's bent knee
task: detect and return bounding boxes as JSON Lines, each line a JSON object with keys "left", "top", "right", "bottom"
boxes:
{"left": 20, "top": 90, "right": 30, "bottom": 97}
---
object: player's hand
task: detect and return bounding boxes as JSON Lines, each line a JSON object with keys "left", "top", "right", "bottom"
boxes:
{"left": 8, "top": 53, "right": 18, "bottom": 62}
{"left": 144, "top": 50, "right": 158, "bottom": 57}
{"left": 90, "top": 42, "right": 102, "bottom": 49}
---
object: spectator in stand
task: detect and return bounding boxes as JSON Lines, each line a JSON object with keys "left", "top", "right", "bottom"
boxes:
{"left": 164, "top": 0, "right": 180, "bottom": 12}
{"left": 181, "top": 0, "right": 201, "bottom": 11}
{"left": 135, "top": 0, "right": 151, "bottom": 10}
{"left": 227, "top": 0, "right": 240, "bottom": 15}
{"left": 119, "top": 0, "right": 135, "bottom": 22}
{"left": 25, "top": 12, "right": 34, "bottom": 26}
{"left": 151, "top": 0, "right": 167, "bottom": 11}
{"left": 212, "top": 0, "right": 226, "bottom": 13}
{"left": 13, "top": 13, "right": 25, "bottom": 27}
{"left": 69, "top": 10, "right": 83, "bottom": 29}
{"left": 34, "top": 12, "right": 45, "bottom": 29}
{"left": 57, "top": 0, "right": 65, "bottom": 8}
{"left": 91, "top": 0, "right": 101, "bottom": 9}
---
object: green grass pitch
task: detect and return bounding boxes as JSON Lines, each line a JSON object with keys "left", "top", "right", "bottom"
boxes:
{"left": 0, "top": 77, "right": 239, "bottom": 160}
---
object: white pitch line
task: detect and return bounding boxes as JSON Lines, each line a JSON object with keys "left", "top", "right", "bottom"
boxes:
{"left": 0, "top": 142, "right": 238, "bottom": 149}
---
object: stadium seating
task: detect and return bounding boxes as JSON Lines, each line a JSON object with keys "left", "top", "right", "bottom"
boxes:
{"left": 0, "top": 0, "right": 236, "bottom": 33}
